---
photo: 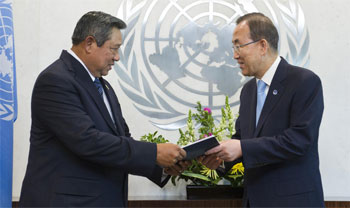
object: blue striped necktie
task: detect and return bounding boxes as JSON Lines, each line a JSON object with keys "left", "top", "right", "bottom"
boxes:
{"left": 94, "top": 78, "right": 103, "bottom": 97}
{"left": 256, "top": 79, "right": 267, "bottom": 126}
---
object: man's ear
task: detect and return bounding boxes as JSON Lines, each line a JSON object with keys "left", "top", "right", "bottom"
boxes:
{"left": 260, "top": 39, "right": 268, "bottom": 55}
{"left": 84, "top": 36, "right": 95, "bottom": 53}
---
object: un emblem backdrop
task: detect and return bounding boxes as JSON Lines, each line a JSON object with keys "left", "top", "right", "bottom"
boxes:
{"left": 114, "top": 0, "right": 310, "bottom": 133}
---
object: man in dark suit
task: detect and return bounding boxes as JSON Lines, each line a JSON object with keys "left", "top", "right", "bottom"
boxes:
{"left": 202, "top": 13, "right": 324, "bottom": 207}
{"left": 19, "top": 11, "right": 188, "bottom": 207}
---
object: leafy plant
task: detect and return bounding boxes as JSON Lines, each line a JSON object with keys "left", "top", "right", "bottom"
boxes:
{"left": 141, "top": 96, "right": 244, "bottom": 187}
{"left": 140, "top": 131, "right": 169, "bottom": 144}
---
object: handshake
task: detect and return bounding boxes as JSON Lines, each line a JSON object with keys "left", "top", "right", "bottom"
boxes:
{"left": 156, "top": 139, "right": 242, "bottom": 175}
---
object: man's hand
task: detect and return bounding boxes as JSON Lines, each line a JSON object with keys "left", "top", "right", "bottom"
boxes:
{"left": 205, "top": 139, "right": 242, "bottom": 162}
{"left": 197, "top": 154, "right": 223, "bottom": 170}
{"left": 164, "top": 160, "right": 192, "bottom": 176}
{"left": 156, "top": 143, "right": 186, "bottom": 167}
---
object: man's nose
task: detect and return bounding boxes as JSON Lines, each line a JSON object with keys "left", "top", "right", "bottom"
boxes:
{"left": 233, "top": 50, "right": 239, "bottom": 59}
{"left": 113, "top": 53, "right": 120, "bottom": 62}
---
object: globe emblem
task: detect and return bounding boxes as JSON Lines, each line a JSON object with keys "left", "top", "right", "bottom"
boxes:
{"left": 140, "top": 1, "right": 249, "bottom": 111}
{"left": 115, "top": 0, "right": 310, "bottom": 130}
{"left": 0, "top": 2, "right": 16, "bottom": 122}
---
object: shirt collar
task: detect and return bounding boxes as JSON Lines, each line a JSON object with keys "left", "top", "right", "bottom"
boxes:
{"left": 67, "top": 49, "right": 95, "bottom": 82}
{"left": 257, "top": 56, "right": 281, "bottom": 86}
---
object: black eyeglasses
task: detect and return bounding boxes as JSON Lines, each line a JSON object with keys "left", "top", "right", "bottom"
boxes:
{"left": 232, "top": 39, "right": 261, "bottom": 53}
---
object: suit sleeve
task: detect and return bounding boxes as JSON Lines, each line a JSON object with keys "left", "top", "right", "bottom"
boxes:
{"left": 232, "top": 112, "right": 242, "bottom": 140}
{"left": 240, "top": 72, "right": 324, "bottom": 169}
{"left": 32, "top": 71, "right": 158, "bottom": 178}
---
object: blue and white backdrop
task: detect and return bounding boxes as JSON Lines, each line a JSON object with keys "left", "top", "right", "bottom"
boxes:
{"left": 11, "top": 0, "right": 350, "bottom": 201}
{"left": 0, "top": 0, "right": 16, "bottom": 206}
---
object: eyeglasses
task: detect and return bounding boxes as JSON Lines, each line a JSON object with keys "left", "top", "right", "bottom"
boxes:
{"left": 232, "top": 39, "right": 261, "bottom": 53}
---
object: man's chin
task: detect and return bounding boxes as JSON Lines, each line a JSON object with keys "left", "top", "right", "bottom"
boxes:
{"left": 102, "top": 70, "right": 110, "bottom": 76}
{"left": 240, "top": 69, "right": 249, "bottom": 76}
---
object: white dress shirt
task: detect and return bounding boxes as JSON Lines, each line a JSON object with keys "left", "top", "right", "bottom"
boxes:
{"left": 256, "top": 56, "right": 281, "bottom": 95}
{"left": 67, "top": 49, "right": 115, "bottom": 124}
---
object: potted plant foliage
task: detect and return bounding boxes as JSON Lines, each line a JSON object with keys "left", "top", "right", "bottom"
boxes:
{"left": 141, "top": 96, "right": 244, "bottom": 199}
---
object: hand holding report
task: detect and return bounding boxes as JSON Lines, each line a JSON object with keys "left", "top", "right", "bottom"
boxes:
{"left": 182, "top": 135, "right": 219, "bottom": 160}
{"left": 204, "top": 139, "right": 242, "bottom": 162}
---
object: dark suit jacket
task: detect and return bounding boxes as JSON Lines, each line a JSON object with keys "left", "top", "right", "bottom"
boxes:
{"left": 19, "top": 50, "right": 166, "bottom": 207}
{"left": 234, "top": 58, "right": 324, "bottom": 207}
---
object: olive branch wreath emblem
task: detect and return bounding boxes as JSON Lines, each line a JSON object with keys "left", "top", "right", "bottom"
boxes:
{"left": 114, "top": 0, "right": 310, "bottom": 130}
{"left": 0, "top": 2, "right": 16, "bottom": 122}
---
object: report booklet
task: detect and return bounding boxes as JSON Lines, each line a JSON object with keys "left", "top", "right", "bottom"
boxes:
{"left": 182, "top": 135, "right": 220, "bottom": 160}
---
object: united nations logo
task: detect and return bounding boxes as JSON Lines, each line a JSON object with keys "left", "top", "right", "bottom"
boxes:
{"left": 115, "top": 0, "right": 310, "bottom": 130}
{"left": 0, "top": 1, "right": 17, "bottom": 122}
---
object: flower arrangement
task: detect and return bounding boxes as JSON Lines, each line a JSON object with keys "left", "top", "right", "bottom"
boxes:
{"left": 141, "top": 96, "right": 244, "bottom": 187}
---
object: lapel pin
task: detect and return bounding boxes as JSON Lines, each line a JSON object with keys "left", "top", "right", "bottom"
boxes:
{"left": 105, "top": 84, "right": 109, "bottom": 90}
{"left": 273, "top": 89, "right": 278, "bottom": 95}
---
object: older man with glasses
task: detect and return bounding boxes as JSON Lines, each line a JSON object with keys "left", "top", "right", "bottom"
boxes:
{"left": 201, "top": 12, "right": 325, "bottom": 207}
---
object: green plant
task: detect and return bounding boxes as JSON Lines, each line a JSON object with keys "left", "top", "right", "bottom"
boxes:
{"left": 141, "top": 96, "right": 244, "bottom": 187}
{"left": 140, "top": 131, "right": 169, "bottom": 144}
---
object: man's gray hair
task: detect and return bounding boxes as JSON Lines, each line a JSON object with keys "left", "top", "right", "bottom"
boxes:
{"left": 236, "top": 12, "right": 279, "bottom": 52}
{"left": 72, "top": 11, "right": 126, "bottom": 47}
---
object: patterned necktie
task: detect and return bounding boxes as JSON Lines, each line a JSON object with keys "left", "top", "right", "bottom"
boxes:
{"left": 94, "top": 78, "right": 103, "bottom": 97}
{"left": 256, "top": 79, "right": 267, "bottom": 126}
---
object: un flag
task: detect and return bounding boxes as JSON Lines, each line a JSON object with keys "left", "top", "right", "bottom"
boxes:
{"left": 0, "top": 0, "right": 17, "bottom": 207}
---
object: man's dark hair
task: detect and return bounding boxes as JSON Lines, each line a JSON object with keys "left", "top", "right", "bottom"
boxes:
{"left": 72, "top": 11, "right": 127, "bottom": 47}
{"left": 236, "top": 12, "right": 279, "bottom": 52}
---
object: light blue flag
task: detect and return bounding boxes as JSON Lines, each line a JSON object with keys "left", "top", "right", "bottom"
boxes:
{"left": 0, "top": 0, "right": 17, "bottom": 207}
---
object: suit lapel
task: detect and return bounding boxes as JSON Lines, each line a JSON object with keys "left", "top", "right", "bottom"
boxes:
{"left": 60, "top": 51, "right": 118, "bottom": 134}
{"left": 254, "top": 58, "right": 288, "bottom": 137}
{"left": 100, "top": 79, "right": 125, "bottom": 136}
{"left": 238, "top": 79, "right": 258, "bottom": 139}
{"left": 247, "top": 81, "right": 258, "bottom": 138}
